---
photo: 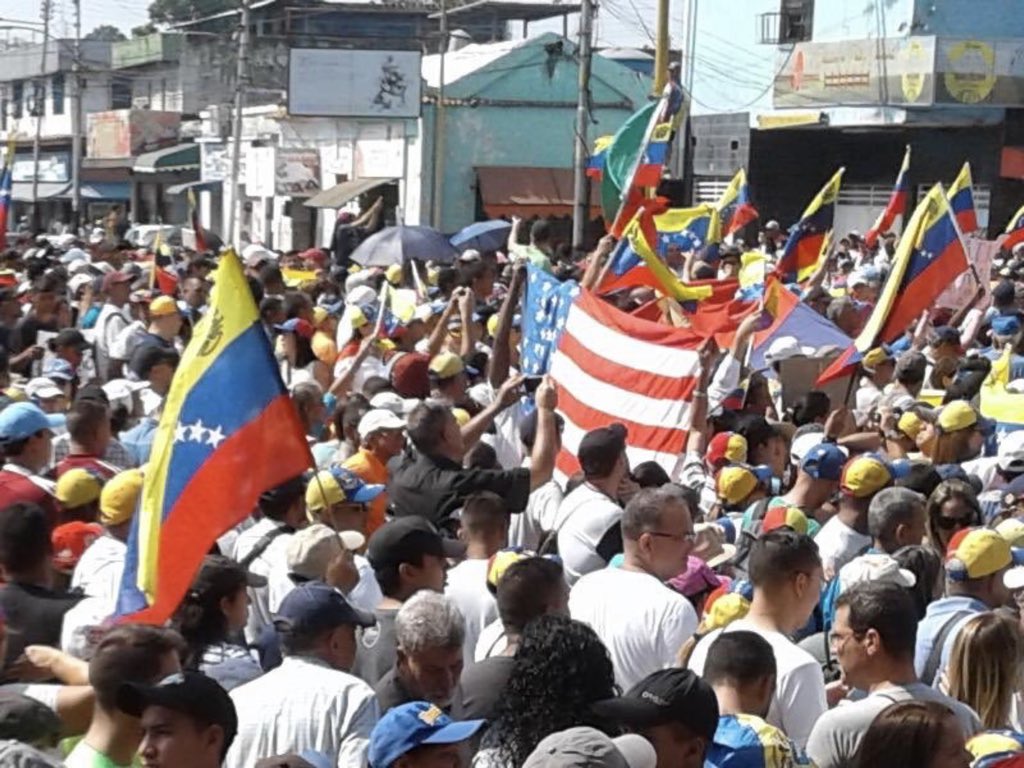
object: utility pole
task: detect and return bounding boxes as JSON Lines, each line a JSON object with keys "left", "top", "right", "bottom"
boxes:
{"left": 571, "top": 0, "right": 594, "bottom": 249}
{"left": 227, "top": 0, "right": 250, "bottom": 247}
{"left": 70, "top": 0, "right": 81, "bottom": 232}
{"left": 430, "top": 0, "right": 448, "bottom": 230}
{"left": 653, "top": 0, "right": 669, "bottom": 94}
{"left": 30, "top": 0, "right": 52, "bottom": 232}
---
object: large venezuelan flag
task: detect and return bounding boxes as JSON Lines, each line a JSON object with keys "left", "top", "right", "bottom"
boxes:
{"left": 948, "top": 162, "right": 978, "bottom": 235}
{"left": 865, "top": 146, "right": 910, "bottom": 249}
{"left": 775, "top": 169, "right": 844, "bottom": 280}
{"left": 818, "top": 184, "right": 969, "bottom": 385}
{"left": 117, "top": 250, "right": 312, "bottom": 623}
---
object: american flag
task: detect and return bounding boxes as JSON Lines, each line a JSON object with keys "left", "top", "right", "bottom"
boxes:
{"left": 521, "top": 265, "right": 580, "bottom": 375}
{"left": 548, "top": 289, "right": 702, "bottom": 481}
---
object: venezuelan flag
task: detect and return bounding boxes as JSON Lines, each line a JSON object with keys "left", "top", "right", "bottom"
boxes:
{"left": 620, "top": 202, "right": 714, "bottom": 305}
{"left": 0, "top": 135, "right": 14, "bottom": 238}
{"left": 776, "top": 169, "right": 844, "bottom": 280}
{"left": 717, "top": 169, "right": 759, "bottom": 237}
{"left": 818, "top": 184, "right": 968, "bottom": 385}
{"left": 865, "top": 146, "right": 911, "bottom": 249}
{"left": 981, "top": 348, "right": 1024, "bottom": 436}
{"left": 586, "top": 135, "right": 614, "bottom": 181}
{"left": 606, "top": 204, "right": 718, "bottom": 277}
{"left": 1004, "top": 203, "right": 1024, "bottom": 250}
{"left": 948, "top": 162, "right": 978, "bottom": 235}
{"left": 117, "top": 250, "right": 312, "bottom": 623}
{"left": 633, "top": 122, "right": 673, "bottom": 188}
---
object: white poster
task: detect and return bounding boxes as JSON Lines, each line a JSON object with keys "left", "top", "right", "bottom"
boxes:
{"left": 288, "top": 49, "right": 422, "bottom": 118}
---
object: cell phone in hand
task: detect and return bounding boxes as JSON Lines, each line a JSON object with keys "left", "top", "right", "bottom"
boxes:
{"left": 523, "top": 376, "right": 543, "bottom": 394}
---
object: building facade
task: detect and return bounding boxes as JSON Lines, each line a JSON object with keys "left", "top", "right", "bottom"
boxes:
{"left": 686, "top": 0, "right": 1024, "bottom": 238}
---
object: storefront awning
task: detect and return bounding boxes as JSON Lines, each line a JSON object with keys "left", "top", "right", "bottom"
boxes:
{"left": 11, "top": 182, "right": 68, "bottom": 202}
{"left": 475, "top": 166, "right": 598, "bottom": 218}
{"left": 304, "top": 177, "right": 396, "bottom": 208}
{"left": 133, "top": 143, "right": 201, "bottom": 173}
{"left": 166, "top": 179, "right": 222, "bottom": 195}
{"left": 56, "top": 182, "right": 131, "bottom": 200}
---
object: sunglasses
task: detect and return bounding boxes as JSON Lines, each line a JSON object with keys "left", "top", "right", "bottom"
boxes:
{"left": 935, "top": 515, "right": 975, "bottom": 531}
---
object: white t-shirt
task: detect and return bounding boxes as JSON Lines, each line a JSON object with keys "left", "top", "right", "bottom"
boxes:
{"left": 232, "top": 518, "right": 294, "bottom": 643}
{"left": 267, "top": 555, "right": 382, "bottom": 615}
{"left": 508, "top": 478, "right": 563, "bottom": 551}
{"left": 474, "top": 618, "right": 508, "bottom": 662}
{"left": 444, "top": 559, "right": 498, "bottom": 663}
{"left": 70, "top": 534, "right": 125, "bottom": 604}
{"left": 688, "top": 619, "right": 827, "bottom": 750}
{"left": 555, "top": 483, "right": 623, "bottom": 586}
{"left": 569, "top": 567, "right": 697, "bottom": 691}
{"left": 813, "top": 516, "right": 872, "bottom": 580}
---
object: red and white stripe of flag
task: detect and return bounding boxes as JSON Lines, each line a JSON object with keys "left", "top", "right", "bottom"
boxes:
{"left": 549, "top": 290, "right": 702, "bottom": 483}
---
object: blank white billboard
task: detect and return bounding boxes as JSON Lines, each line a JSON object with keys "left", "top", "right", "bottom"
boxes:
{"left": 288, "top": 48, "right": 422, "bottom": 119}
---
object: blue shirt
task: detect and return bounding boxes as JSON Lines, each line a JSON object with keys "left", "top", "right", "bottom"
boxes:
{"left": 706, "top": 713, "right": 811, "bottom": 768}
{"left": 119, "top": 418, "right": 159, "bottom": 466}
{"left": 913, "top": 595, "right": 987, "bottom": 686}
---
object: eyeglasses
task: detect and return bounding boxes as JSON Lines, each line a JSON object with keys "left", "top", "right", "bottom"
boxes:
{"left": 647, "top": 530, "right": 697, "bottom": 543}
{"left": 935, "top": 515, "right": 975, "bottom": 531}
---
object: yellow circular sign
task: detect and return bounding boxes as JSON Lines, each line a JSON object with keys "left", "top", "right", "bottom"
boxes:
{"left": 944, "top": 40, "right": 996, "bottom": 104}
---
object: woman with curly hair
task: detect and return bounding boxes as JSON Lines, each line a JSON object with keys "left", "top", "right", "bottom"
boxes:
{"left": 472, "top": 614, "right": 617, "bottom": 767}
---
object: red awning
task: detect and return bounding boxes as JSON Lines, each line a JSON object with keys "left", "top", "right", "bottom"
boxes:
{"left": 476, "top": 166, "right": 600, "bottom": 219}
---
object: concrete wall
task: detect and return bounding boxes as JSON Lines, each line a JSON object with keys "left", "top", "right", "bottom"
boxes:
{"left": 914, "top": 0, "right": 1024, "bottom": 36}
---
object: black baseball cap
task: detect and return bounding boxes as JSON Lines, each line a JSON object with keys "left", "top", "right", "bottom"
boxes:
{"left": 591, "top": 668, "right": 719, "bottom": 741}
{"left": 367, "top": 517, "right": 466, "bottom": 570}
{"left": 50, "top": 328, "right": 90, "bottom": 351}
{"left": 577, "top": 423, "right": 628, "bottom": 476}
{"left": 191, "top": 554, "right": 267, "bottom": 601}
{"left": 117, "top": 671, "right": 238, "bottom": 745}
{"left": 0, "top": 691, "right": 61, "bottom": 743}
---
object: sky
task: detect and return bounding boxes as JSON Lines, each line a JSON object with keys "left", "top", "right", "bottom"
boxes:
{"left": 0, "top": 0, "right": 681, "bottom": 49}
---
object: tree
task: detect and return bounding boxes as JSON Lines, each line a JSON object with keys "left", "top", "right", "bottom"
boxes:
{"left": 84, "top": 24, "right": 127, "bottom": 42}
{"left": 148, "top": 0, "right": 235, "bottom": 25}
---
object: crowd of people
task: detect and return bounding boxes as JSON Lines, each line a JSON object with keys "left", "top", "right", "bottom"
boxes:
{"left": 1, "top": 205, "right": 1024, "bottom": 768}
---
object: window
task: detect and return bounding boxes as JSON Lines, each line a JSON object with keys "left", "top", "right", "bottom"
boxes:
{"left": 52, "top": 73, "right": 65, "bottom": 115}
{"left": 756, "top": 0, "right": 814, "bottom": 45}
{"left": 29, "top": 81, "right": 45, "bottom": 117}
{"left": 111, "top": 76, "right": 132, "bottom": 109}
{"left": 11, "top": 81, "right": 23, "bottom": 119}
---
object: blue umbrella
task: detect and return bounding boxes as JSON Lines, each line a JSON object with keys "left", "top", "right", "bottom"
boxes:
{"left": 350, "top": 225, "right": 458, "bottom": 267}
{"left": 450, "top": 219, "right": 511, "bottom": 253}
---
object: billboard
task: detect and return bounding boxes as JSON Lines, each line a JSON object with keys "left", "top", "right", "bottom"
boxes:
{"left": 275, "top": 148, "right": 321, "bottom": 197}
{"left": 774, "top": 36, "right": 1024, "bottom": 109}
{"left": 11, "top": 151, "right": 70, "bottom": 183}
{"left": 87, "top": 109, "right": 181, "bottom": 158}
{"left": 288, "top": 48, "right": 422, "bottom": 118}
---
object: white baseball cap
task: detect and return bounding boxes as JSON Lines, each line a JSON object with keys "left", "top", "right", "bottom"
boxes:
{"left": 24, "top": 377, "right": 64, "bottom": 401}
{"left": 369, "top": 391, "right": 418, "bottom": 416}
{"left": 998, "top": 431, "right": 1024, "bottom": 473}
{"left": 838, "top": 553, "right": 916, "bottom": 595}
{"left": 764, "top": 336, "right": 815, "bottom": 365}
{"left": 357, "top": 408, "right": 406, "bottom": 441}
{"left": 286, "top": 523, "right": 365, "bottom": 581}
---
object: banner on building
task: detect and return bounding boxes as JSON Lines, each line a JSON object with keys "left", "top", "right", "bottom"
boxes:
{"left": 288, "top": 49, "right": 422, "bottom": 118}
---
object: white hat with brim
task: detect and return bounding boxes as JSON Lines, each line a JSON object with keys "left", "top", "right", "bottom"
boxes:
{"left": 838, "top": 553, "right": 916, "bottom": 595}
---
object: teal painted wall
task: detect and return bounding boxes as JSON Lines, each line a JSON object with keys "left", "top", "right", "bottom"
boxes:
{"left": 424, "top": 33, "right": 651, "bottom": 232}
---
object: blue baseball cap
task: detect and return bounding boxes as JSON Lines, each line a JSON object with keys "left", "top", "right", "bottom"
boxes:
{"left": 42, "top": 358, "right": 75, "bottom": 382}
{"left": 992, "top": 314, "right": 1023, "bottom": 337}
{"left": 369, "top": 701, "right": 485, "bottom": 768}
{"left": 274, "top": 581, "right": 375, "bottom": 636}
{"left": 800, "top": 443, "right": 846, "bottom": 481}
{"left": 751, "top": 465, "right": 774, "bottom": 485}
{"left": 0, "top": 402, "right": 65, "bottom": 442}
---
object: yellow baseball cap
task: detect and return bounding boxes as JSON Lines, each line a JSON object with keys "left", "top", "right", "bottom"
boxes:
{"left": 312, "top": 307, "right": 329, "bottom": 327}
{"left": 305, "top": 466, "right": 385, "bottom": 515}
{"left": 938, "top": 400, "right": 995, "bottom": 435}
{"left": 451, "top": 407, "right": 471, "bottom": 427}
{"left": 429, "top": 352, "right": 470, "bottom": 380}
{"left": 946, "top": 527, "right": 1023, "bottom": 581}
{"left": 386, "top": 264, "right": 403, "bottom": 285}
{"left": 996, "top": 518, "right": 1024, "bottom": 548}
{"left": 702, "top": 592, "right": 750, "bottom": 632}
{"left": 840, "top": 456, "right": 892, "bottom": 498}
{"left": 149, "top": 296, "right": 179, "bottom": 317}
{"left": 55, "top": 468, "right": 103, "bottom": 509}
{"left": 350, "top": 305, "right": 369, "bottom": 329}
{"left": 716, "top": 466, "right": 758, "bottom": 506}
{"left": 897, "top": 411, "right": 926, "bottom": 441}
{"left": 862, "top": 346, "right": 893, "bottom": 371}
{"left": 100, "top": 468, "right": 144, "bottom": 526}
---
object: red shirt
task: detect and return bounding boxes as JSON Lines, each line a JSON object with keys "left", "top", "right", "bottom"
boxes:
{"left": 0, "top": 464, "right": 59, "bottom": 526}
{"left": 54, "top": 454, "right": 119, "bottom": 481}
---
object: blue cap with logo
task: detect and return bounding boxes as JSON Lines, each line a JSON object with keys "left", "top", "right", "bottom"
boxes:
{"left": 800, "top": 443, "right": 846, "bottom": 481}
{"left": 0, "top": 402, "right": 65, "bottom": 443}
{"left": 274, "top": 581, "right": 375, "bottom": 636}
{"left": 369, "top": 701, "right": 485, "bottom": 768}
